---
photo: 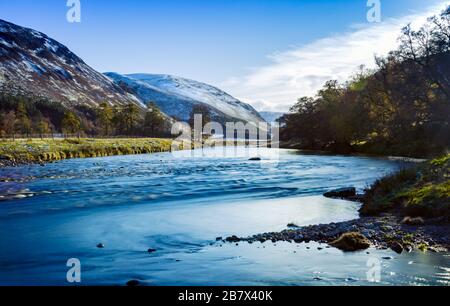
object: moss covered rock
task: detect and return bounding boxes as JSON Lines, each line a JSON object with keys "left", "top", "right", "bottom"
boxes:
{"left": 330, "top": 232, "right": 371, "bottom": 251}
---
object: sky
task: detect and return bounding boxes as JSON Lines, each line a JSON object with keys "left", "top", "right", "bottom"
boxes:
{"left": 0, "top": 0, "right": 449, "bottom": 112}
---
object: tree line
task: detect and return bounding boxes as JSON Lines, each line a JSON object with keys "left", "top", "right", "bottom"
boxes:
{"left": 0, "top": 94, "right": 168, "bottom": 139}
{"left": 280, "top": 9, "right": 450, "bottom": 158}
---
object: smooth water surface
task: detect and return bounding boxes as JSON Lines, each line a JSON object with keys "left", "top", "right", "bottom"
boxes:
{"left": 0, "top": 148, "right": 448, "bottom": 285}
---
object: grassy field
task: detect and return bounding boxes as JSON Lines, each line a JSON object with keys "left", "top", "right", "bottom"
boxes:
{"left": 0, "top": 138, "right": 174, "bottom": 164}
{"left": 361, "top": 154, "right": 450, "bottom": 218}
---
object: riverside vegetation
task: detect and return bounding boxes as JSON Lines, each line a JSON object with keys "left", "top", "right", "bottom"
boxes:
{"left": 280, "top": 9, "right": 450, "bottom": 158}
{"left": 0, "top": 138, "right": 173, "bottom": 167}
{"left": 225, "top": 154, "right": 450, "bottom": 253}
{"left": 225, "top": 9, "right": 450, "bottom": 253}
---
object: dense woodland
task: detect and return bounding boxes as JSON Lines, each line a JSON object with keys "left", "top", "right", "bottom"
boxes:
{"left": 0, "top": 92, "right": 170, "bottom": 138}
{"left": 281, "top": 10, "right": 450, "bottom": 157}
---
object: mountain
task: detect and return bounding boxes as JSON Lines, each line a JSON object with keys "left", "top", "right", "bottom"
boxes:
{"left": 259, "top": 112, "right": 285, "bottom": 123}
{"left": 0, "top": 18, "right": 264, "bottom": 127}
{"left": 0, "top": 19, "right": 143, "bottom": 108}
{"left": 105, "top": 73, "right": 265, "bottom": 124}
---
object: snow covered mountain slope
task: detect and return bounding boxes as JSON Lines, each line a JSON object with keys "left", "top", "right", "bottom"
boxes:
{"left": 0, "top": 19, "right": 143, "bottom": 108}
{"left": 105, "top": 73, "right": 265, "bottom": 124}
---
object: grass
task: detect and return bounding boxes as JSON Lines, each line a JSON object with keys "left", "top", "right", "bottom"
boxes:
{"left": 360, "top": 153, "right": 450, "bottom": 218}
{"left": 0, "top": 138, "right": 175, "bottom": 163}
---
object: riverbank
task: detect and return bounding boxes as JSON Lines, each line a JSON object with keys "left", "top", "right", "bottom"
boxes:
{"left": 226, "top": 214, "right": 449, "bottom": 253}
{"left": 0, "top": 138, "right": 174, "bottom": 167}
{"left": 279, "top": 140, "right": 444, "bottom": 160}
{"left": 226, "top": 154, "right": 450, "bottom": 253}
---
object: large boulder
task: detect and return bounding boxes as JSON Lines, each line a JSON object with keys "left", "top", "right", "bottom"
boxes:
{"left": 330, "top": 232, "right": 371, "bottom": 251}
{"left": 324, "top": 187, "right": 356, "bottom": 199}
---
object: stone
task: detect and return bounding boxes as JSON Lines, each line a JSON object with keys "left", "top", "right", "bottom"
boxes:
{"left": 390, "top": 241, "right": 404, "bottom": 254}
{"left": 361, "top": 229, "right": 372, "bottom": 238}
{"left": 404, "top": 244, "right": 413, "bottom": 253}
{"left": 402, "top": 217, "right": 425, "bottom": 226}
{"left": 323, "top": 187, "right": 356, "bottom": 199}
{"left": 330, "top": 232, "right": 371, "bottom": 252}
{"left": 226, "top": 235, "right": 241, "bottom": 243}
{"left": 248, "top": 157, "right": 262, "bottom": 161}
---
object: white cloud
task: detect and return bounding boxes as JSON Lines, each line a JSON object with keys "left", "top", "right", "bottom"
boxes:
{"left": 221, "top": 1, "right": 450, "bottom": 112}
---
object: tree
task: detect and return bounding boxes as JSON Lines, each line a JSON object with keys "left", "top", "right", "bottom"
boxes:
{"left": 35, "top": 114, "right": 52, "bottom": 139}
{"left": 0, "top": 111, "right": 16, "bottom": 139}
{"left": 143, "top": 102, "right": 165, "bottom": 137}
{"left": 61, "top": 111, "right": 81, "bottom": 137}
{"left": 97, "top": 102, "right": 114, "bottom": 136}
{"left": 122, "top": 103, "right": 141, "bottom": 135}
{"left": 15, "top": 101, "right": 32, "bottom": 137}
{"left": 280, "top": 9, "right": 450, "bottom": 157}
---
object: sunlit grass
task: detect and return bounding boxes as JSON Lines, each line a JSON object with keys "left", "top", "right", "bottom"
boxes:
{"left": 0, "top": 138, "right": 174, "bottom": 162}
{"left": 361, "top": 154, "right": 450, "bottom": 217}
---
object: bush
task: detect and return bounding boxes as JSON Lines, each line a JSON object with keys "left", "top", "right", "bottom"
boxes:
{"left": 360, "top": 154, "right": 450, "bottom": 218}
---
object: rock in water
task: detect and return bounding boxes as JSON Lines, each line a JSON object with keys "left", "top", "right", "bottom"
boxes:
{"left": 147, "top": 248, "right": 157, "bottom": 253}
{"left": 390, "top": 242, "right": 404, "bottom": 254}
{"left": 330, "top": 232, "right": 371, "bottom": 251}
{"left": 324, "top": 187, "right": 356, "bottom": 199}
{"left": 226, "top": 235, "right": 241, "bottom": 243}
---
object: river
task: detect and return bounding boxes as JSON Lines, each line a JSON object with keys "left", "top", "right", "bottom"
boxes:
{"left": 0, "top": 147, "right": 448, "bottom": 285}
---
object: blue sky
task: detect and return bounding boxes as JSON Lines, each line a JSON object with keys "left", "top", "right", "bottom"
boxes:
{"left": 0, "top": 0, "right": 448, "bottom": 111}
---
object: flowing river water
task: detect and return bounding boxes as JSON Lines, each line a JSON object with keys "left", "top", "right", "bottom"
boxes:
{"left": 0, "top": 147, "right": 448, "bottom": 285}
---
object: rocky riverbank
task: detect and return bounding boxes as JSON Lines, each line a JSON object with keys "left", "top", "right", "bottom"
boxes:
{"left": 224, "top": 213, "right": 449, "bottom": 253}
{"left": 225, "top": 154, "right": 450, "bottom": 254}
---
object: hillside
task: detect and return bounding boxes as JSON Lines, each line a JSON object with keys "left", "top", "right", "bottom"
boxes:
{"left": 0, "top": 19, "right": 142, "bottom": 108}
{"left": 106, "top": 73, "right": 265, "bottom": 124}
